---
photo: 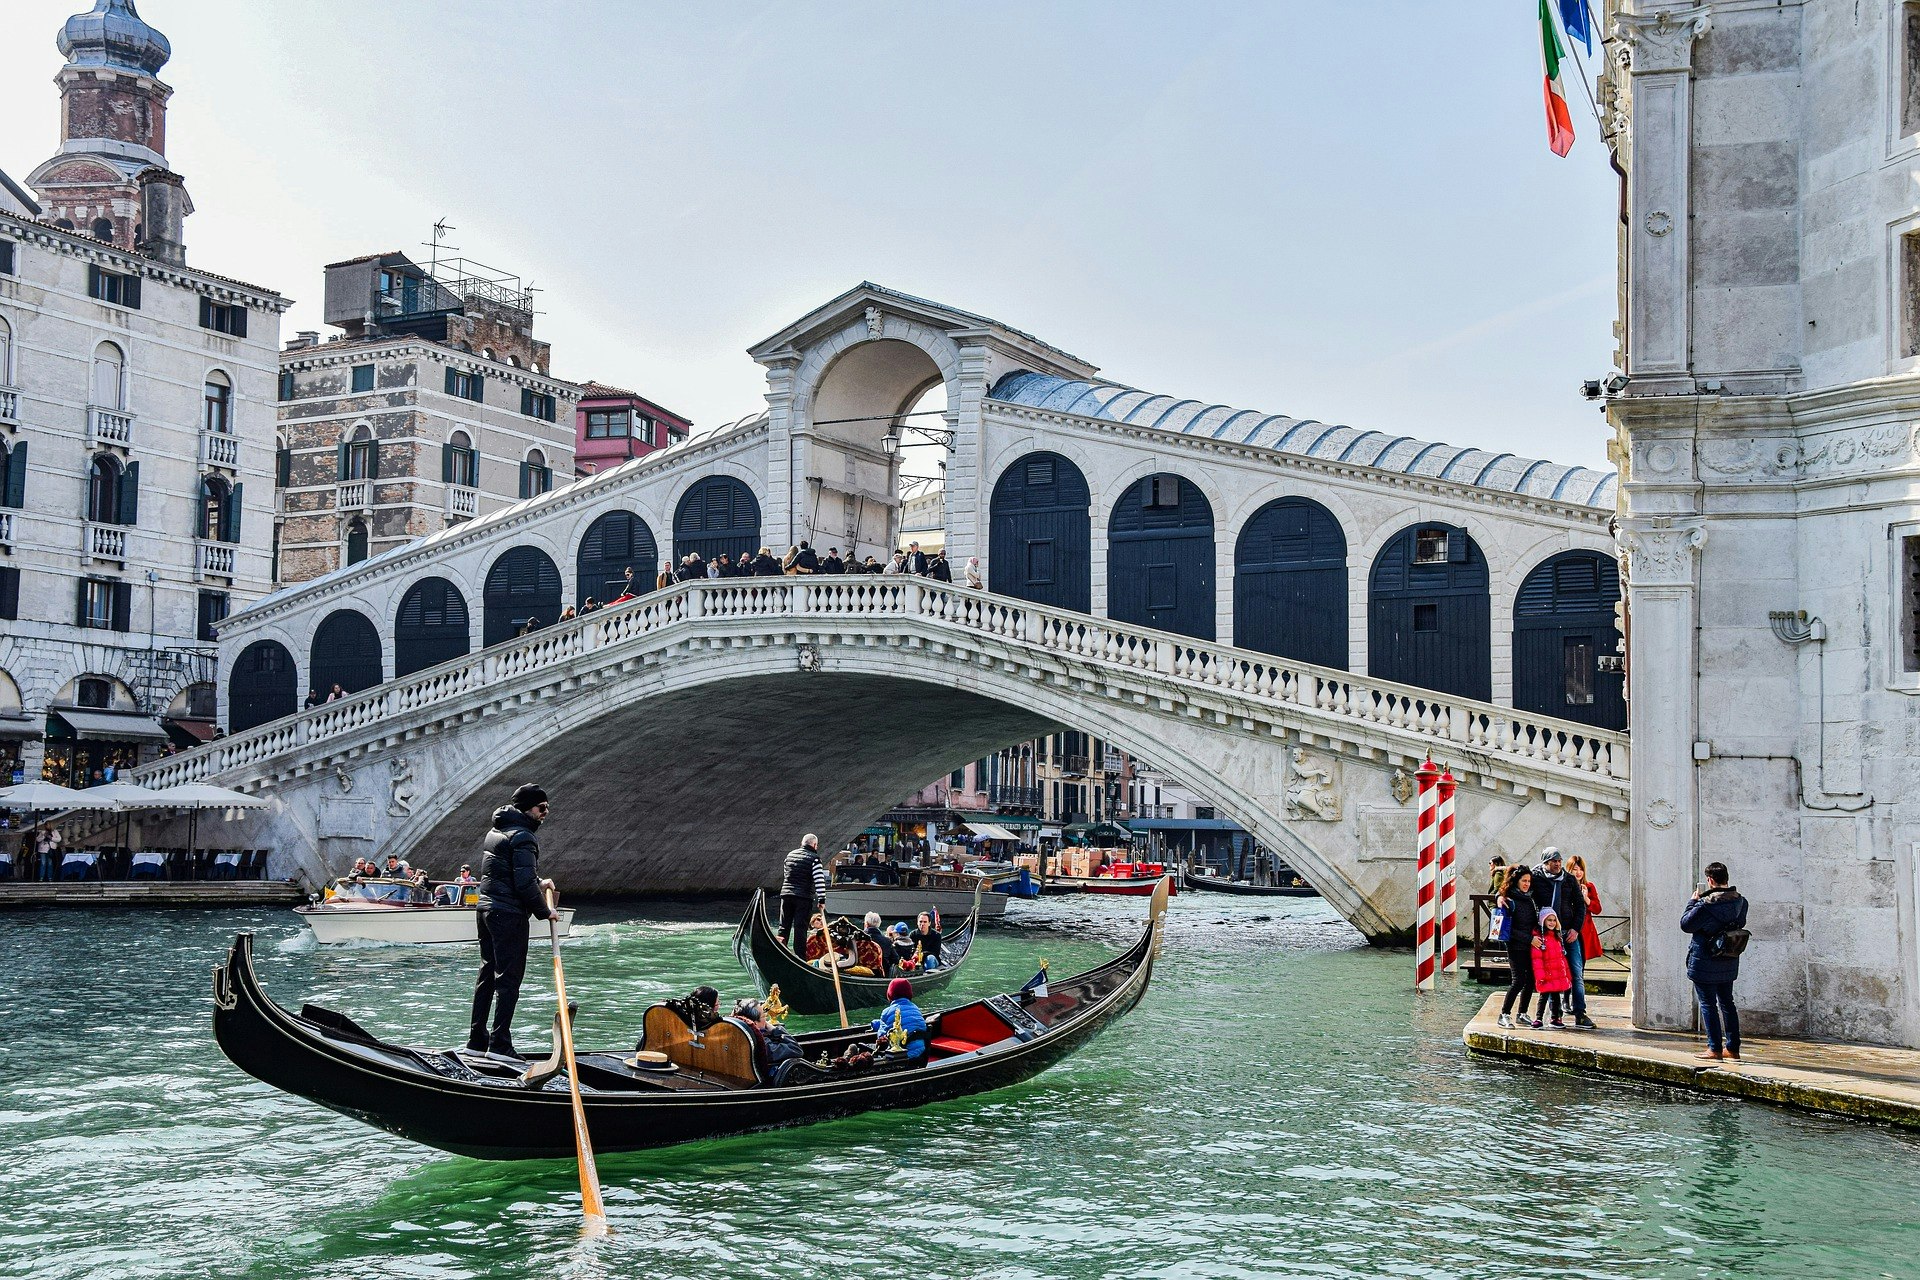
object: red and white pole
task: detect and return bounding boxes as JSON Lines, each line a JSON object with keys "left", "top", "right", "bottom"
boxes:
{"left": 1436, "top": 768, "right": 1459, "bottom": 975}
{"left": 1414, "top": 759, "right": 1440, "bottom": 991}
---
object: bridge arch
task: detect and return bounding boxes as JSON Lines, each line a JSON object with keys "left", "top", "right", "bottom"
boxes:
{"left": 674, "top": 475, "right": 761, "bottom": 566}
{"left": 575, "top": 510, "right": 657, "bottom": 605}
{"left": 310, "top": 609, "right": 383, "bottom": 696}
{"left": 988, "top": 451, "right": 1091, "bottom": 611}
{"left": 1512, "top": 549, "right": 1624, "bottom": 730}
{"left": 1367, "top": 522, "right": 1491, "bottom": 700}
{"left": 1107, "top": 472, "right": 1215, "bottom": 640}
{"left": 804, "top": 337, "right": 951, "bottom": 456}
{"left": 394, "top": 576, "right": 471, "bottom": 678}
{"left": 227, "top": 639, "right": 296, "bottom": 732}
{"left": 1233, "top": 496, "right": 1348, "bottom": 668}
{"left": 483, "top": 546, "right": 563, "bottom": 645}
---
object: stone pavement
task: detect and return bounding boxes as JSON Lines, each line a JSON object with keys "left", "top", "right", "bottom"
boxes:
{"left": 1463, "top": 993, "right": 1920, "bottom": 1129}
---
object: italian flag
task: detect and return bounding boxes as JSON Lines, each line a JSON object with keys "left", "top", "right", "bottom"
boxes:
{"left": 1539, "top": 0, "right": 1575, "bottom": 157}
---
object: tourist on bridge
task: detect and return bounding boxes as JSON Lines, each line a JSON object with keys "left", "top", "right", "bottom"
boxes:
{"left": 927, "top": 552, "right": 951, "bottom": 583}
{"left": 1495, "top": 866, "right": 1541, "bottom": 1029}
{"left": 822, "top": 548, "right": 845, "bottom": 575}
{"left": 304, "top": 688, "right": 323, "bottom": 710}
{"left": 468, "top": 784, "right": 557, "bottom": 1060}
{"left": 752, "top": 547, "right": 782, "bottom": 576}
{"left": 1681, "top": 862, "right": 1749, "bottom": 1062}
{"left": 778, "top": 833, "right": 829, "bottom": 951}
{"left": 796, "top": 541, "right": 820, "bottom": 573}
{"left": 1530, "top": 849, "right": 1595, "bottom": 1029}
{"left": 780, "top": 545, "right": 803, "bottom": 573}
{"left": 680, "top": 552, "right": 707, "bottom": 582}
{"left": 654, "top": 563, "right": 672, "bottom": 591}
{"left": 906, "top": 541, "right": 928, "bottom": 575}
{"left": 964, "top": 556, "right": 983, "bottom": 589}
{"left": 862, "top": 554, "right": 884, "bottom": 573}
{"left": 884, "top": 551, "right": 908, "bottom": 574}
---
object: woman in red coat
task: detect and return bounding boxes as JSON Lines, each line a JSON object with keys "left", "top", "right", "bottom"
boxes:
{"left": 1568, "top": 854, "right": 1603, "bottom": 959}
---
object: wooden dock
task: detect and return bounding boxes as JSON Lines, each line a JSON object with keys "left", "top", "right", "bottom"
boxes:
{"left": 0, "top": 881, "right": 307, "bottom": 909}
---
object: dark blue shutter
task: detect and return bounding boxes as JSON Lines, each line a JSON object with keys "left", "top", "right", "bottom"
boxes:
{"left": 0, "top": 566, "right": 18, "bottom": 620}
{"left": 367, "top": 440, "right": 381, "bottom": 481}
{"left": 468, "top": 375, "right": 484, "bottom": 403}
{"left": 223, "top": 482, "right": 243, "bottom": 542}
{"left": 88, "top": 264, "right": 104, "bottom": 299}
{"left": 520, "top": 388, "right": 533, "bottom": 416}
{"left": 276, "top": 446, "right": 291, "bottom": 487}
{"left": 122, "top": 273, "right": 140, "bottom": 310}
{"left": 441, "top": 443, "right": 454, "bottom": 483}
{"left": 519, "top": 461, "right": 531, "bottom": 498}
{"left": 336, "top": 441, "right": 349, "bottom": 480}
{"left": 230, "top": 305, "right": 247, "bottom": 339}
{"left": 1447, "top": 529, "right": 1466, "bottom": 563}
{"left": 199, "top": 297, "right": 214, "bottom": 329}
{"left": 117, "top": 460, "right": 139, "bottom": 525}
{"left": 110, "top": 581, "right": 132, "bottom": 632}
{"left": 75, "top": 579, "right": 89, "bottom": 627}
{"left": 3, "top": 440, "right": 25, "bottom": 507}
{"left": 444, "top": 366, "right": 460, "bottom": 395}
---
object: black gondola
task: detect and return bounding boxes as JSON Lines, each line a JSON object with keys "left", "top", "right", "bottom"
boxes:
{"left": 1181, "top": 865, "right": 1319, "bottom": 898}
{"left": 210, "top": 879, "right": 1170, "bottom": 1160}
{"left": 732, "top": 885, "right": 980, "bottom": 1015}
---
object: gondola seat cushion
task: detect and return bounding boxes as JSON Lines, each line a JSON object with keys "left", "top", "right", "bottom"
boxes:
{"left": 928, "top": 1004, "right": 1016, "bottom": 1057}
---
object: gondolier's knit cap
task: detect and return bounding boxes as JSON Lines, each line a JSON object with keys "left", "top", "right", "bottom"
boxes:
{"left": 887, "top": 978, "right": 913, "bottom": 1001}
{"left": 513, "top": 784, "right": 548, "bottom": 810}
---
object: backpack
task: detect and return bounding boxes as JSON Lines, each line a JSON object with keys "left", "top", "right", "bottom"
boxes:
{"left": 1710, "top": 928, "right": 1751, "bottom": 958}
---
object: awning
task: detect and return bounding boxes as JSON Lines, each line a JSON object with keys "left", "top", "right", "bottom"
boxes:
{"left": 49, "top": 709, "right": 171, "bottom": 743}
{"left": 862, "top": 826, "right": 891, "bottom": 836}
{"left": 986, "top": 813, "right": 1042, "bottom": 828}
{"left": 964, "top": 822, "right": 1021, "bottom": 841}
{"left": 164, "top": 717, "right": 218, "bottom": 745}
{"left": 0, "top": 715, "right": 41, "bottom": 741}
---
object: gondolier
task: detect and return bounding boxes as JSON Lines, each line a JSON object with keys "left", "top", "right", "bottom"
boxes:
{"left": 779, "top": 833, "right": 829, "bottom": 951}
{"left": 468, "top": 784, "right": 556, "bottom": 1060}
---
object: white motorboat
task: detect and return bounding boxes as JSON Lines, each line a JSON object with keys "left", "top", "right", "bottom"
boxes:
{"left": 296, "top": 878, "right": 577, "bottom": 946}
{"left": 823, "top": 869, "right": 1011, "bottom": 920}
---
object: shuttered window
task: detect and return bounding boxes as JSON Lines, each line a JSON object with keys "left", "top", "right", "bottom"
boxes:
{"left": 351, "top": 365, "right": 375, "bottom": 393}
{"left": 87, "top": 264, "right": 140, "bottom": 309}
{"left": 198, "top": 297, "right": 248, "bottom": 336}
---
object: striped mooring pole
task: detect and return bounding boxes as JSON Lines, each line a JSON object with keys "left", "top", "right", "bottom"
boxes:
{"left": 1436, "top": 768, "right": 1459, "bottom": 975}
{"left": 1414, "top": 759, "right": 1441, "bottom": 991}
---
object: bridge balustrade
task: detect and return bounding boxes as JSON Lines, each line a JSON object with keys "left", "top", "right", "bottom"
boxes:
{"left": 143, "top": 576, "right": 1629, "bottom": 795}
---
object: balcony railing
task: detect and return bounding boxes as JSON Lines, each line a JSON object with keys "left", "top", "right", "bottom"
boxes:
{"left": 197, "top": 541, "right": 235, "bottom": 579}
{"left": 337, "top": 480, "right": 371, "bottom": 510}
{"left": 202, "top": 430, "right": 239, "bottom": 469}
{"left": 0, "top": 511, "right": 12, "bottom": 546}
{"left": 85, "top": 523, "right": 126, "bottom": 562}
{"left": 990, "top": 784, "right": 1042, "bottom": 810}
{"left": 87, "top": 405, "right": 134, "bottom": 448}
{"left": 0, "top": 387, "right": 18, "bottom": 425}
{"left": 445, "top": 485, "right": 478, "bottom": 520}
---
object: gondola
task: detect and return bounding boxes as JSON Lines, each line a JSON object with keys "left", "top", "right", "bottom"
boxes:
{"left": 210, "top": 878, "right": 1170, "bottom": 1160}
{"left": 1181, "top": 865, "right": 1319, "bottom": 898}
{"left": 732, "top": 884, "right": 980, "bottom": 1015}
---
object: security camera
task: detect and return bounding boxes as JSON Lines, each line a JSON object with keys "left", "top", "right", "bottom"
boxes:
{"left": 1581, "top": 379, "right": 1604, "bottom": 401}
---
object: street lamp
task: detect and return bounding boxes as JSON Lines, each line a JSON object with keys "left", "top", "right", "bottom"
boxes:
{"left": 880, "top": 421, "right": 956, "bottom": 455}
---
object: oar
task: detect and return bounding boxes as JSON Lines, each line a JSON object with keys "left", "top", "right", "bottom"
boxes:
{"left": 544, "top": 885, "right": 608, "bottom": 1237}
{"left": 814, "top": 910, "right": 850, "bottom": 1029}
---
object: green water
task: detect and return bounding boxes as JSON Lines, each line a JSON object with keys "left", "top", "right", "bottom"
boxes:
{"left": 3, "top": 895, "right": 1918, "bottom": 1280}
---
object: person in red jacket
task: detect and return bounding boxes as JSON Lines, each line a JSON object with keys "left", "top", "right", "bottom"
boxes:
{"left": 1531, "top": 909, "right": 1575, "bottom": 1029}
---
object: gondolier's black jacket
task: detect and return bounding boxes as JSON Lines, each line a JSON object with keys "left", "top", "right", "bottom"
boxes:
{"left": 781, "top": 847, "right": 828, "bottom": 901}
{"left": 479, "top": 805, "right": 552, "bottom": 919}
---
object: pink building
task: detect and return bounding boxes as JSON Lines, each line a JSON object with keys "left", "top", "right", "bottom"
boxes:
{"left": 573, "top": 382, "right": 691, "bottom": 476}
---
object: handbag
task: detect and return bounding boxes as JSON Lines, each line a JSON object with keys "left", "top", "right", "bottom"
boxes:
{"left": 1489, "top": 905, "right": 1510, "bottom": 942}
{"left": 1711, "top": 928, "right": 1751, "bottom": 958}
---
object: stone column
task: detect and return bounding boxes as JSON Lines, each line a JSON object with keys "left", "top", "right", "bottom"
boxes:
{"left": 1622, "top": 514, "right": 1705, "bottom": 1031}
{"left": 760, "top": 356, "right": 799, "bottom": 555}
{"left": 942, "top": 344, "right": 990, "bottom": 567}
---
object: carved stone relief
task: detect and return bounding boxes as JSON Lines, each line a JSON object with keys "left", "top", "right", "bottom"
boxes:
{"left": 1621, "top": 521, "right": 1705, "bottom": 587}
{"left": 1285, "top": 748, "right": 1342, "bottom": 822}
{"left": 388, "top": 756, "right": 417, "bottom": 818}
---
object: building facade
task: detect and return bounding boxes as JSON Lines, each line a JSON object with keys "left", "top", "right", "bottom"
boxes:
{"left": 0, "top": 1, "right": 285, "bottom": 785}
{"left": 275, "top": 251, "right": 582, "bottom": 592}
{"left": 574, "top": 382, "right": 689, "bottom": 478}
{"left": 1607, "top": 0, "right": 1920, "bottom": 1046}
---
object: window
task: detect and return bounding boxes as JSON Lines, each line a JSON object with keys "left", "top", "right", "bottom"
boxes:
{"left": 184, "top": 681, "right": 218, "bottom": 719}
{"left": 1905, "top": 4, "right": 1920, "bottom": 139}
{"left": 586, "top": 409, "right": 630, "bottom": 439}
{"left": 521, "top": 388, "right": 557, "bottom": 421}
{"left": 278, "top": 369, "right": 295, "bottom": 401}
{"left": 86, "top": 264, "right": 140, "bottom": 309}
{"left": 200, "top": 475, "right": 240, "bottom": 542}
{"left": 0, "top": 440, "right": 17, "bottom": 508}
{"left": 198, "top": 590, "right": 229, "bottom": 642}
{"left": 1906, "top": 231, "right": 1920, "bottom": 359}
{"left": 1412, "top": 602, "right": 1439, "bottom": 632}
{"left": 0, "top": 565, "right": 17, "bottom": 621}
{"left": 1026, "top": 539, "right": 1055, "bottom": 585}
{"left": 90, "top": 218, "right": 114, "bottom": 243}
{"left": 340, "top": 425, "right": 377, "bottom": 481}
{"left": 950, "top": 768, "right": 965, "bottom": 789}
{"left": 0, "top": 241, "right": 14, "bottom": 276}
{"left": 520, "top": 449, "right": 553, "bottom": 498}
{"left": 276, "top": 444, "right": 291, "bottom": 487}
{"left": 0, "top": 314, "right": 12, "bottom": 385}
{"left": 443, "top": 430, "right": 478, "bottom": 487}
{"left": 91, "top": 342, "right": 124, "bottom": 409}
{"left": 1903, "top": 535, "right": 1920, "bottom": 672}
{"left": 271, "top": 525, "right": 280, "bottom": 583}
{"left": 198, "top": 297, "right": 248, "bottom": 337}
{"left": 345, "top": 518, "right": 369, "bottom": 565}
{"left": 75, "top": 579, "right": 128, "bottom": 631}
{"left": 445, "top": 367, "right": 484, "bottom": 402}
{"left": 1146, "top": 475, "right": 1180, "bottom": 509}
{"left": 77, "top": 677, "right": 111, "bottom": 708}
{"left": 88, "top": 454, "right": 137, "bottom": 524}
{"left": 351, "top": 364, "right": 375, "bottom": 393}
{"left": 1414, "top": 529, "right": 1450, "bottom": 565}
{"left": 203, "top": 372, "right": 232, "bottom": 434}
{"left": 1563, "top": 636, "right": 1596, "bottom": 706}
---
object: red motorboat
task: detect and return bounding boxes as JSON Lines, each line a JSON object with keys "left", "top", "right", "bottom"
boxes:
{"left": 1041, "top": 861, "right": 1177, "bottom": 897}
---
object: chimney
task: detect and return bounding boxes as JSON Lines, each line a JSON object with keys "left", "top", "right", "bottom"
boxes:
{"left": 135, "top": 167, "right": 188, "bottom": 266}
{"left": 285, "top": 330, "right": 320, "bottom": 351}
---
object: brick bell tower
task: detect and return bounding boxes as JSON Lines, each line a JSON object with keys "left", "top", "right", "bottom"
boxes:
{"left": 26, "top": 0, "right": 192, "bottom": 262}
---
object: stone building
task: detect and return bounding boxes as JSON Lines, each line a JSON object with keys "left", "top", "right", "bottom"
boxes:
{"left": 573, "top": 382, "right": 689, "bottom": 479}
{"left": 0, "top": 1, "right": 285, "bottom": 785}
{"left": 1606, "top": 0, "right": 1920, "bottom": 1046}
{"left": 274, "top": 251, "right": 583, "bottom": 590}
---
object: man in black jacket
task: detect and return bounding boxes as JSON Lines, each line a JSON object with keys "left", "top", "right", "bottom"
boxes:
{"left": 1531, "top": 847, "right": 1594, "bottom": 1028}
{"left": 779, "top": 833, "right": 829, "bottom": 952}
{"left": 468, "top": 784, "right": 556, "bottom": 1059}
{"left": 821, "top": 548, "right": 845, "bottom": 575}
{"left": 905, "top": 541, "right": 928, "bottom": 575}
{"left": 795, "top": 541, "right": 820, "bottom": 573}
{"left": 1681, "top": 861, "right": 1749, "bottom": 1061}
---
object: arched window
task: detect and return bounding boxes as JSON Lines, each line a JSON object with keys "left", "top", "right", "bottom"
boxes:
{"left": 91, "top": 217, "right": 114, "bottom": 242}
{"left": 520, "top": 448, "right": 552, "bottom": 498}
{"left": 341, "top": 423, "right": 376, "bottom": 480}
{"left": 483, "top": 546, "right": 562, "bottom": 645}
{"left": 1512, "top": 550, "right": 1624, "bottom": 730}
{"left": 88, "top": 454, "right": 122, "bottom": 523}
{"left": 345, "top": 517, "right": 369, "bottom": 565}
{"left": 1367, "top": 523, "right": 1491, "bottom": 701}
{"left": 394, "top": 577, "right": 471, "bottom": 676}
{"left": 200, "top": 475, "right": 235, "bottom": 542}
{"left": 311, "top": 609, "right": 383, "bottom": 696}
{"left": 1233, "top": 496, "right": 1348, "bottom": 668}
{"left": 1108, "top": 473, "right": 1214, "bottom": 640}
{"left": 443, "top": 429, "right": 478, "bottom": 488}
{"left": 673, "top": 475, "right": 761, "bottom": 564}
{"left": 481, "top": 347, "right": 496, "bottom": 362}
{"left": 76, "top": 677, "right": 112, "bottom": 708}
{"left": 0, "top": 314, "right": 13, "bottom": 385}
{"left": 91, "top": 342, "right": 125, "bottom": 410}
{"left": 54, "top": 218, "right": 75, "bottom": 231}
{"left": 576, "top": 510, "right": 657, "bottom": 604}
{"left": 506, "top": 354, "right": 521, "bottom": 367}
{"left": 203, "top": 370, "right": 232, "bottom": 434}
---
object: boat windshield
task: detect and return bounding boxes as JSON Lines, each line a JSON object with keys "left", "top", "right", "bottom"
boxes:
{"left": 331, "top": 879, "right": 431, "bottom": 905}
{"left": 430, "top": 883, "right": 480, "bottom": 907}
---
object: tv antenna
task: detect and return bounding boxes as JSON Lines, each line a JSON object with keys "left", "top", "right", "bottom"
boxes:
{"left": 423, "top": 218, "right": 458, "bottom": 274}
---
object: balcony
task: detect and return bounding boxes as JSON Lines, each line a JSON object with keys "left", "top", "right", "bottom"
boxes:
{"left": 445, "top": 485, "right": 478, "bottom": 520}
{"left": 84, "top": 522, "right": 126, "bottom": 563}
{"left": 201, "top": 430, "right": 239, "bottom": 470}
{"left": 0, "top": 386, "right": 18, "bottom": 427}
{"left": 196, "top": 541, "right": 235, "bottom": 580}
{"left": 989, "top": 784, "right": 1042, "bottom": 811}
{"left": 337, "top": 480, "right": 372, "bottom": 511}
{"left": 87, "top": 405, "right": 135, "bottom": 449}
{"left": 0, "top": 511, "right": 12, "bottom": 546}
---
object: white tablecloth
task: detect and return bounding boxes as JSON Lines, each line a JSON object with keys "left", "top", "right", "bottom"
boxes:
{"left": 61, "top": 852, "right": 99, "bottom": 868}
{"left": 214, "top": 852, "right": 240, "bottom": 867}
{"left": 131, "top": 851, "right": 166, "bottom": 867}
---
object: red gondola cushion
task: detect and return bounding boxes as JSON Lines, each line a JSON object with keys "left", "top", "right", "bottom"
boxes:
{"left": 930, "top": 1036, "right": 982, "bottom": 1055}
{"left": 935, "top": 1004, "right": 1015, "bottom": 1048}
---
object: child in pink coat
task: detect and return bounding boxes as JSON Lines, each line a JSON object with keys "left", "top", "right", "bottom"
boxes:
{"left": 1531, "top": 909, "right": 1575, "bottom": 1029}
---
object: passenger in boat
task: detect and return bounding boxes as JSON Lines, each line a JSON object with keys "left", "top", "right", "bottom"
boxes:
{"left": 734, "top": 999, "right": 805, "bottom": 1075}
{"left": 870, "top": 978, "right": 929, "bottom": 1064}
{"left": 909, "top": 910, "right": 944, "bottom": 971}
{"left": 456, "top": 864, "right": 476, "bottom": 885}
{"left": 382, "top": 853, "right": 410, "bottom": 879}
{"left": 862, "top": 912, "right": 896, "bottom": 976}
{"left": 664, "top": 985, "right": 722, "bottom": 1032}
{"left": 779, "top": 834, "right": 828, "bottom": 951}
{"left": 468, "top": 784, "right": 557, "bottom": 1059}
{"left": 887, "top": 921, "right": 917, "bottom": 971}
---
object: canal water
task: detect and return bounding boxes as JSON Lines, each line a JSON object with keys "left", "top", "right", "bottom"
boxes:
{"left": 4, "top": 895, "right": 1918, "bottom": 1280}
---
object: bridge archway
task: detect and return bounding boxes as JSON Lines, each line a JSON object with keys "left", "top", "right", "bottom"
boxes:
{"left": 988, "top": 451, "right": 1091, "bottom": 611}
{"left": 1108, "top": 473, "right": 1215, "bottom": 640}
{"left": 310, "top": 610, "right": 383, "bottom": 696}
{"left": 577, "top": 510, "right": 656, "bottom": 605}
{"left": 394, "top": 577, "right": 471, "bottom": 678}
{"left": 227, "top": 640, "right": 295, "bottom": 732}
{"left": 1233, "top": 496, "right": 1348, "bottom": 668}
{"left": 674, "top": 476, "right": 760, "bottom": 565}
{"left": 1367, "top": 522, "right": 1490, "bottom": 700}
{"left": 483, "top": 547, "right": 563, "bottom": 646}
{"left": 1513, "top": 549, "right": 1623, "bottom": 730}
{"left": 809, "top": 338, "right": 946, "bottom": 455}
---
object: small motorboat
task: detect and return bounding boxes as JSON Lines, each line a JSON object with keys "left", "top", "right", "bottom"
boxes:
{"left": 295, "top": 877, "right": 577, "bottom": 945}
{"left": 1181, "top": 864, "right": 1320, "bottom": 898}
{"left": 211, "top": 878, "right": 1172, "bottom": 1159}
{"left": 1041, "top": 861, "right": 1177, "bottom": 897}
{"left": 733, "top": 884, "right": 981, "bottom": 1015}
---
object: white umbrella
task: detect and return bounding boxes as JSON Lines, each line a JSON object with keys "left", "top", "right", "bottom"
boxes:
{"left": 83, "top": 781, "right": 169, "bottom": 851}
{"left": 0, "top": 780, "right": 120, "bottom": 812}
{"left": 146, "top": 782, "right": 271, "bottom": 858}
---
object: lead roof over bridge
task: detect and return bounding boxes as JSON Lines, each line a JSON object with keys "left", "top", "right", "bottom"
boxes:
{"left": 988, "top": 371, "right": 1617, "bottom": 509}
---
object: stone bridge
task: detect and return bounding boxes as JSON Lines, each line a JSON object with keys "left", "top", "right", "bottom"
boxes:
{"left": 142, "top": 578, "right": 1629, "bottom": 941}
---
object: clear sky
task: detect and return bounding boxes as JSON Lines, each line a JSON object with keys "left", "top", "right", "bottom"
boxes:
{"left": 1, "top": 1, "right": 1621, "bottom": 471}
